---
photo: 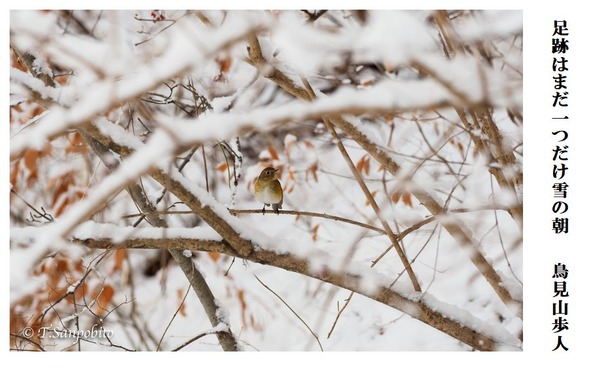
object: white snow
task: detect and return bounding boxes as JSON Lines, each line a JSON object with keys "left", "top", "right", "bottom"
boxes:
{"left": 9, "top": 10, "right": 523, "bottom": 352}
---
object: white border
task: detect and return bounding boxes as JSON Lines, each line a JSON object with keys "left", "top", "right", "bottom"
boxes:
{"left": 3, "top": 1, "right": 598, "bottom": 387}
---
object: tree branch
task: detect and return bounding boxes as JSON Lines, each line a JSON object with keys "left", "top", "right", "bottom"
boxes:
{"left": 72, "top": 233, "right": 520, "bottom": 351}
{"left": 245, "top": 32, "right": 522, "bottom": 319}
{"left": 301, "top": 77, "right": 421, "bottom": 292}
{"left": 229, "top": 208, "right": 386, "bottom": 235}
{"left": 78, "top": 131, "right": 241, "bottom": 351}
{"left": 432, "top": 11, "right": 522, "bottom": 229}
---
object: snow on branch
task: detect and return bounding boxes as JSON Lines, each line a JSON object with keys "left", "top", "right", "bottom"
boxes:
{"left": 11, "top": 131, "right": 178, "bottom": 265}
{"left": 69, "top": 227, "right": 521, "bottom": 351}
{"left": 10, "top": 10, "right": 522, "bottom": 351}
{"left": 10, "top": 12, "right": 271, "bottom": 158}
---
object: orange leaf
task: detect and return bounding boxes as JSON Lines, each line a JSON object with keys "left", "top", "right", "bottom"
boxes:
{"left": 267, "top": 145, "right": 279, "bottom": 161}
{"left": 53, "top": 194, "right": 70, "bottom": 217}
{"left": 361, "top": 78, "right": 375, "bottom": 86}
{"left": 65, "top": 133, "right": 87, "bottom": 154}
{"left": 10, "top": 161, "right": 20, "bottom": 188}
{"left": 237, "top": 290, "right": 247, "bottom": 310}
{"left": 50, "top": 173, "right": 74, "bottom": 205}
{"left": 208, "top": 252, "right": 221, "bottom": 262}
{"left": 31, "top": 106, "right": 46, "bottom": 119}
{"left": 401, "top": 192, "right": 413, "bottom": 207}
{"left": 95, "top": 285, "right": 115, "bottom": 313}
{"left": 391, "top": 190, "right": 401, "bottom": 204}
{"left": 23, "top": 150, "right": 43, "bottom": 186}
{"left": 311, "top": 224, "right": 319, "bottom": 241}
{"left": 23, "top": 150, "right": 40, "bottom": 173}
{"left": 356, "top": 156, "right": 364, "bottom": 173}
{"left": 55, "top": 75, "right": 69, "bottom": 85}
{"left": 51, "top": 286, "right": 69, "bottom": 304}
{"left": 55, "top": 258, "right": 69, "bottom": 274}
{"left": 116, "top": 248, "right": 128, "bottom": 263}
{"left": 237, "top": 289, "right": 248, "bottom": 328}
{"left": 113, "top": 248, "right": 127, "bottom": 272}
{"left": 216, "top": 162, "right": 228, "bottom": 172}
{"left": 307, "top": 163, "right": 318, "bottom": 183}
{"left": 74, "top": 190, "right": 86, "bottom": 200}
{"left": 34, "top": 261, "right": 46, "bottom": 276}
{"left": 11, "top": 52, "right": 27, "bottom": 72}
{"left": 11, "top": 102, "right": 23, "bottom": 113}
{"left": 366, "top": 191, "right": 378, "bottom": 206}
{"left": 176, "top": 288, "right": 187, "bottom": 317}
{"left": 356, "top": 155, "right": 370, "bottom": 175}
{"left": 217, "top": 56, "right": 232, "bottom": 73}
{"left": 72, "top": 281, "right": 88, "bottom": 302}
{"left": 456, "top": 141, "right": 465, "bottom": 158}
{"left": 73, "top": 260, "right": 84, "bottom": 273}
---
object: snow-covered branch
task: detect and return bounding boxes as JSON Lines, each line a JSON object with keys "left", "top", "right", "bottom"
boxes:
{"left": 11, "top": 10, "right": 522, "bottom": 351}
{"left": 68, "top": 223, "right": 521, "bottom": 351}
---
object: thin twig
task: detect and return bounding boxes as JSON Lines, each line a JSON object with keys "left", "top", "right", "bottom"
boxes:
{"left": 11, "top": 189, "right": 54, "bottom": 223}
{"left": 201, "top": 144, "right": 209, "bottom": 192}
{"left": 301, "top": 77, "right": 421, "bottom": 292}
{"left": 490, "top": 175, "right": 522, "bottom": 286}
{"left": 132, "top": 145, "right": 199, "bottom": 227}
{"left": 326, "top": 292, "right": 353, "bottom": 339}
{"left": 34, "top": 250, "right": 112, "bottom": 325}
{"left": 10, "top": 333, "right": 46, "bottom": 351}
{"left": 302, "top": 10, "right": 328, "bottom": 23}
{"left": 156, "top": 283, "right": 192, "bottom": 351}
{"left": 230, "top": 208, "right": 386, "bottom": 235}
{"left": 171, "top": 330, "right": 225, "bottom": 351}
{"left": 254, "top": 274, "right": 324, "bottom": 351}
{"left": 135, "top": 20, "right": 178, "bottom": 47}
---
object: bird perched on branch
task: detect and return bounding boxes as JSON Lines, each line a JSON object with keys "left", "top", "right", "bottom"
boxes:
{"left": 254, "top": 167, "right": 283, "bottom": 215}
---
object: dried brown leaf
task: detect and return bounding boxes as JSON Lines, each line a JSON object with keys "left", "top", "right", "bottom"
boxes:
{"left": 268, "top": 145, "right": 280, "bottom": 161}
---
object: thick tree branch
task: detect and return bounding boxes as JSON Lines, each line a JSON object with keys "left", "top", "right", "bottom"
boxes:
{"left": 72, "top": 233, "right": 520, "bottom": 351}
{"left": 76, "top": 122, "right": 255, "bottom": 259}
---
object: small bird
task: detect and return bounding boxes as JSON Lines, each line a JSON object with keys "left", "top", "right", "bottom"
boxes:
{"left": 254, "top": 167, "right": 283, "bottom": 215}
